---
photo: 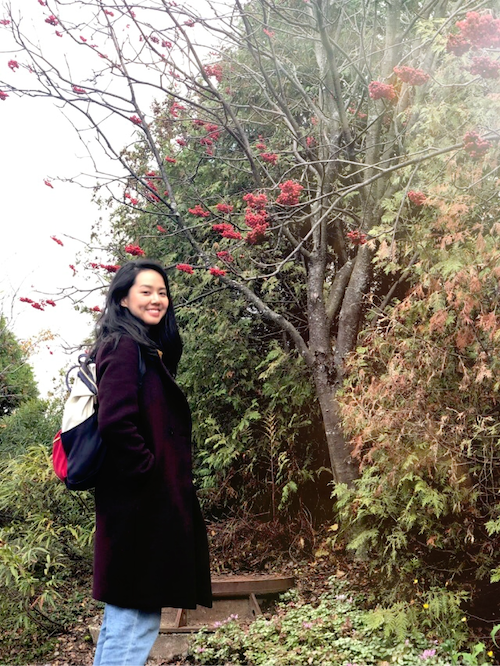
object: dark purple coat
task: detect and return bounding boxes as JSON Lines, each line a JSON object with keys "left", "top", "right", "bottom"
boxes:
{"left": 93, "top": 335, "right": 212, "bottom": 610}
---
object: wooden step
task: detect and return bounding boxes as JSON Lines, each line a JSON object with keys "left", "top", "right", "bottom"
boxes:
{"left": 160, "top": 573, "right": 295, "bottom": 632}
{"left": 90, "top": 573, "right": 295, "bottom": 661}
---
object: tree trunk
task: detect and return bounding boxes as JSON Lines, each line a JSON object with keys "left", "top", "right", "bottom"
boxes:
{"left": 312, "top": 359, "right": 359, "bottom": 486}
{"left": 306, "top": 257, "right": 359, "bottom": 486}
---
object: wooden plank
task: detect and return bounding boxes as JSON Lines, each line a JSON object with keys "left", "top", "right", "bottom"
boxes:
{"left": 161, "top": 626, "right": 215, "bottom": 634}
{"left": 249, "top": 592, "right": 262, "bottom": 616}
{"left": 174, "top": 608, "right": 187, "bottom": 628}
{"left": 211, "top": 574, "right": 294, "bottom": 597}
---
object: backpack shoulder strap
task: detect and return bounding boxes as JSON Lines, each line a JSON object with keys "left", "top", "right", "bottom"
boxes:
{"left": 138, "top": 347, "right": 146, "bottom": 387}
{"left": 65, "top": 353, "right": 96, "bottom": 394}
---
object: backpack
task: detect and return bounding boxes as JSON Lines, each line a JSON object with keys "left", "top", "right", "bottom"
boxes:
{"left": 52, "top": 349, "right": 145, "bottom": 491}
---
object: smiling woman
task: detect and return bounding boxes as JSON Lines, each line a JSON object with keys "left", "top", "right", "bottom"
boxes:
{"left": 88, "top": 259, "right": 212, "bottom": 666}
{"left": 120, "top": 270, "right": 169, "bottom": 327}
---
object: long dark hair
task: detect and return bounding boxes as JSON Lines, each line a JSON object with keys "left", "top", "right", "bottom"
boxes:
{"left": 91, "top": 260, "right": 182, "bottom": 375}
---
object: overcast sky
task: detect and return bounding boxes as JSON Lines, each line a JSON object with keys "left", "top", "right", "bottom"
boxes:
{"left": 0, "top": 91, "right": 105, "bottom": 395}
{"left": 0, "top": 2, "right": 136, "bottom": 396}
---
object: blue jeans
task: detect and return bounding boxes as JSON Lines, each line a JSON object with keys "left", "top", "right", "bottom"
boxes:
{"left": 93, "top": 604, "right": 161, "bottom": 666}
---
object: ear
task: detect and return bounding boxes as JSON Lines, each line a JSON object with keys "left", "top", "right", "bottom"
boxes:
{"left": 120, "top": 298, "right": 129, "bottom": 308}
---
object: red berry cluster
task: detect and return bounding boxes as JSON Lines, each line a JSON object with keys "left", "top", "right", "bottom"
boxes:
{"left": 260, "top": 152, "right": 278, "bottom": 165}
{"left": 243, "top": 192, "right": 268, "bottom": 208}
{"left": 0, "top": 90, "right": 8, "bottom": 101}
{"left": 204, "top": 63, "right": 223, "bottom": 83}
{"left": 368, "top": 81, "right": 396, "bottom": 100}
{"left": 188, "top": 204, "right": 210, "bottom": 217}
{"left": 469, "top": 56, "right": 500, "bottom": 79}
{"left": 209, "top": 266, "right": 226, "bottom": 277}
{"left": 170, "top": 101, "right": 185, "bottom": 117}
{"left": 90, "top": 262, "right": 120, "bottom": 273}
{"left": 216, "top": 250, "right": 234, "bottom": 263}
{"left": 456, "top": 11, "right": 500, "bottom": 48}
{"left": 346, "top": 230, "right": 367, "bottom": 245}
{"left": 51, "top": 235, "right": 63, "bottom": 246}
{"left": 276, "top": 180, "right": 303, "bottom": 206}
{"left": 407, "top": 190, "right": 426, "bottom": 206}
{"left": 72, "top": 85, "right": 86, "bottom": 94}
{"left": 212, "top": 223, "right": 242, "bottom": 240}
{"left": 446, "top": 33, "right": 470, "bottom": 56}
{"left": 243, "top": 192, "right": 269, "bottom": 244}
{"left": 463, "top": 131, "right": 491, "bottom": 159}
{"left": 393, "top": 66, "right": 429, "bottom": 86}
{"left": 254, "top": 139, "right": 278, "bottom": 165}
{"left": 205, "top": 124, "right": 220, "bottom": 140}
{"left": 124, "top": 192, "right": 140, "bottom": 205}
{"left": 191, "top": 120, "right": 221, "bottom": 155}
{"left": 20, "top": 297, "right": 56, "bottom": 310}
{"left": 0, "top": 19, "right": 11, "bottom": 26}
{"left": 45, "top": 15, "right": 58, "bottom": 26}
{"left": 8, "top": 60, "right": 19, "bottom": 71}
{"left": 216, "top": 202, "right": 234, "bottom": 214}
{"left": 176, "top": 263, "right": 194, "bottom": 274}
{"left": 145, "top": 179, "right": 158, "bottom": 194}
{"left": 130, "top": 115, "right": 142, "bottom": 124}
{"left": 125, "top": 244, "right": 145, "bottom": 256}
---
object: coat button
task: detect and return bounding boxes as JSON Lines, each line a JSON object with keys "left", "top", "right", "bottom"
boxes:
{"left": 168, "top": 427, "right": 174, "bottom": 436}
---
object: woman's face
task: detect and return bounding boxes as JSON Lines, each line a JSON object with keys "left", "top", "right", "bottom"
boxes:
{"left": 120, "top": 269, "right": 169, "bottom": 327}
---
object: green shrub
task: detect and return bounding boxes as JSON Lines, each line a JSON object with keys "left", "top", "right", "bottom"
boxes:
{"left": 335, "top": 218, "right": 500, "bottom": 592}
{"left": 0, "top": 397, "right": 61, "bottom": 458}
{"left": 0, "top": 443, "right": 94, "bottom": 630}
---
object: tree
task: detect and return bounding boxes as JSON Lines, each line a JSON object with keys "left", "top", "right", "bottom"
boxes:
{"left": 0, "top": 316, "right": 38, "bottom": 416}
{"left": 2, "top": 0, "right": 499, "bottom": 484}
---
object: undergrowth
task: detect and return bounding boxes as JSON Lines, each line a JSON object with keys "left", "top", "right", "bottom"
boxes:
{"left": 188, "top": 580, "right": 498, "bottom": 666}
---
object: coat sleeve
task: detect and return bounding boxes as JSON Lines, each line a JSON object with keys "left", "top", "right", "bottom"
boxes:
{"left": 96, "top": 336, "right": 154, "bottom": 481}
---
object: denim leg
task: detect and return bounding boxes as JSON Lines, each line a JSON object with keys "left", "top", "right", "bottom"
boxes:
{"left": 93, "top": 604, "right": 161, "bottom": 666}
{"left": 93, "top": 604, "right": 108, "bottom": 666}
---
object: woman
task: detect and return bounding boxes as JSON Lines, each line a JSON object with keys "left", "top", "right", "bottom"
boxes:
{"left": 90, "top": 259, "right": 212, "bottom": 666}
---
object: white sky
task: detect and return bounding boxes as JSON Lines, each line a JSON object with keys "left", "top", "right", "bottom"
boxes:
{"left": 0, "top": 1, "right": 137, "bottom": 396}
{"left": 0, "top": 93, "right": 103, "bottom": 396}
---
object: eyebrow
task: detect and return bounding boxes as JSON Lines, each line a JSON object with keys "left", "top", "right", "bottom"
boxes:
{"left": 138, "top": 283, "right": 167, "bottom": 290}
